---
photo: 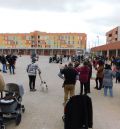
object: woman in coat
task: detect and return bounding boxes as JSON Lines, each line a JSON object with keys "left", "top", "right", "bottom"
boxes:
{"left": 103, "top": 64, "right": 115, "bottom": 97}
{"left": 94, "top": 60, "right": 104, "bottom": 90}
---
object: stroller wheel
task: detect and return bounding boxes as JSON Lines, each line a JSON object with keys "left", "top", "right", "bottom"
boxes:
{"left": 22, "top": 105, "right": 25, "bottom": 113}
{"left": 15, "top": 114, "right": 21, "bottom": 125}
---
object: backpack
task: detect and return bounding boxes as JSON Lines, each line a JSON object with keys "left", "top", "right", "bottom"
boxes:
{"left": 27, "top": 64, "right": 36, "bottom": 75}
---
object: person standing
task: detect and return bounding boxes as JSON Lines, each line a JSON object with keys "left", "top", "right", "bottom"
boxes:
{"left": 6, "top": 53, "right": 11, "bottom": 70}
{"left": 103, "top": 64, "right": 115, "bottom": 97}
{"left": 27, "top": 59, "right": 41, "bottom": 91}
{"left": 8, "top": 54, "right": 16, "bottom": 74}
{"left": 0, "top": 73, "right": 5, "bottom": 98}
{"left": 0, "top": 54, "right": 7, "bottom": 73}
{"left": 94, "top": 60, "right": 104, "bottom": 90}
{"left": 115, "top": 66, "right": 120, "bottom": 83}
{"left": 58, "top": 62, "right": 78, "bottom": 105}
{"left": 76, "top": 61, "right": 90, "bottom": 95}
{"left": 87, "top": 60, "right": 92, "bottom": 93}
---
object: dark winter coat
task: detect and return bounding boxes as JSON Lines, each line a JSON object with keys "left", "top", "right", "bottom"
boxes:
{"left": 64, "top": 95, "right": 93, "bottom": 129}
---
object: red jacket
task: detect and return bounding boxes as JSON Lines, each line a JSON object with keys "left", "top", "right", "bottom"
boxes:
{"left": 76, "top": 66, "right": 90, "bottom": 83}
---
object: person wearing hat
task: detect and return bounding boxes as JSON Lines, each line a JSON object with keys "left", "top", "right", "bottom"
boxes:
{"left": 26, "top": 59, "right": 41, "bottom": 91}
{"left": 103, "top": 64, "right": 115, "bottom": 97}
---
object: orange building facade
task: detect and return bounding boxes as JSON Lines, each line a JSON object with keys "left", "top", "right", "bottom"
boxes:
{"left": 91, "top": 26, "right": 120, "bottom": 57}
{"left": 0, "top": 31, "right": 87, "bottom": 55}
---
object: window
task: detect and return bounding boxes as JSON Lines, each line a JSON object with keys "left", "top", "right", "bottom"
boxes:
{"left": 109, "top": 34, "right": 112, "bottom": 37}
{"left": 26, "top": 36, "right": 30, "bottom": 40}
{"left": 68, "top": 36, "right": 70, "bottom": 40}
{"left": 31, "top": 36, "right": 34, "bottom": 39}
{"left": 115, "top": 31, "right": 118, "bottom": 34}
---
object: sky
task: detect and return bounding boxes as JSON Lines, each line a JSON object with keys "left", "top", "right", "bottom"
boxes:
{"left": 0, "top": 0, "right": 120, "bottom": 48}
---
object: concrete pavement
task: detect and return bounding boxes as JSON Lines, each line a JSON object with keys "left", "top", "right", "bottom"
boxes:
{"left": 1, "top": 56, "right": 120, "bottom": 129}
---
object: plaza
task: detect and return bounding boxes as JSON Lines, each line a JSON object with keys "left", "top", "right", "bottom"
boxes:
{"left": 1, "top": 56, "right": 120, "bottom": 129}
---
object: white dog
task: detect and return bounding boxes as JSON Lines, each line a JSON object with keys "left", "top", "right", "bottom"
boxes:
{"left": 40, "top": 81, "right": 48, "bottom": 92}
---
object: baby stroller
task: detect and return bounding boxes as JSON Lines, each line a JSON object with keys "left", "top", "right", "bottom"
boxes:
{"left": 0, "top": 83, "right": 25, "bottom": 129}
{"left": 63, "top": 95, "right": 93, "bottom": 129}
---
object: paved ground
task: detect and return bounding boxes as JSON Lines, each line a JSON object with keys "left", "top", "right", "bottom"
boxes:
{"left": 1, "top": 56, "right": 120, "bottom": 129}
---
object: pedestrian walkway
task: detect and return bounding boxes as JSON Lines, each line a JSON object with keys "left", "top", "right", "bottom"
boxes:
{"left": 1, "top": 56, "right": 120, "bottom": 129}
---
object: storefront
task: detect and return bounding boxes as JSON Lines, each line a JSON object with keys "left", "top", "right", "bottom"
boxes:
{"left": 0, "top": 48, "right": 80, "bottom": 56}
{"left": 91, "top": 41, "right": 120, "bottom": 57}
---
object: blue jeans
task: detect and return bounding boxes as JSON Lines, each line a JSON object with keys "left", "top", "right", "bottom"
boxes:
{"left": 2, "top": 64, "right": 6, "bottom": 72}
{"left": 9, "top": 64, "right": 15, "bottom": 74}
{"left": 104, "top": 86, "right": 113, "bottom": 97}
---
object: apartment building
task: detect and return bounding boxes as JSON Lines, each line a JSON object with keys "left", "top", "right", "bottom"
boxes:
{"left": 106, "top": 26, "right": 120, "bottom": 43}
{"left": 91, "top": 26, "right": 120, "bottom": 57}
{"left": 0, "top": 31, "right": 87, "bottom": 55}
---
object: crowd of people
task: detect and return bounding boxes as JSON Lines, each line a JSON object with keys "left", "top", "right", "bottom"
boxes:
{"left": 0, "top": 53, "right": 17, "bottom": 74}
{"left": 0, "top": 53, "right": 119, "bottom": 128}
{"left": 0, "top": 53, "right": 119, "bottom": 103}
{"left": 58, "top": 54, "right": 120, "bottom": 105}
{"left": 49, "top": 54, "right": 85, "bottom": 64}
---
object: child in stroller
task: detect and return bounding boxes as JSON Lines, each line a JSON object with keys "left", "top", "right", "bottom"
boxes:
{"left": 0, "top": 83, "right": 25, "bottom": 129}
{"left": 63, "top": 95, "right": 93, "bottom": 129}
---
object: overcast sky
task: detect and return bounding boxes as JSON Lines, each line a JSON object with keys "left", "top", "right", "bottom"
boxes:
{"left": 0, "top": 0, "right": 120, "bottom": 48}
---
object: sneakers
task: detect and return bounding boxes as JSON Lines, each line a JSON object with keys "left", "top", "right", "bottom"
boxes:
{"left": 30, "top": 89, "right": 37, "bottom": 92}
{"left": 33, "top": 89, "right": 37, "bottom": 91}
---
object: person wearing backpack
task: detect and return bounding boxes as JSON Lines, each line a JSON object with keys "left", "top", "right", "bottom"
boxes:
{"left": 26, "top": 59, "right": 41, "bottom": 91}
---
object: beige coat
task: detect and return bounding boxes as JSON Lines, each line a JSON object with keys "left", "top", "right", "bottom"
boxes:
{"left": 96, "top": 65, "right": 104, "bottom": 78}
{"left": 0, "top": 73, "right": 5, "bottom": 92}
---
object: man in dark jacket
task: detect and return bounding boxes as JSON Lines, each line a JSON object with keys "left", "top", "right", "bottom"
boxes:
{"left": 8, "top": 54, "right": 17, "bottom": 74}
{"left": 58, "top": 62, "right": 78, "bottom": 105}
